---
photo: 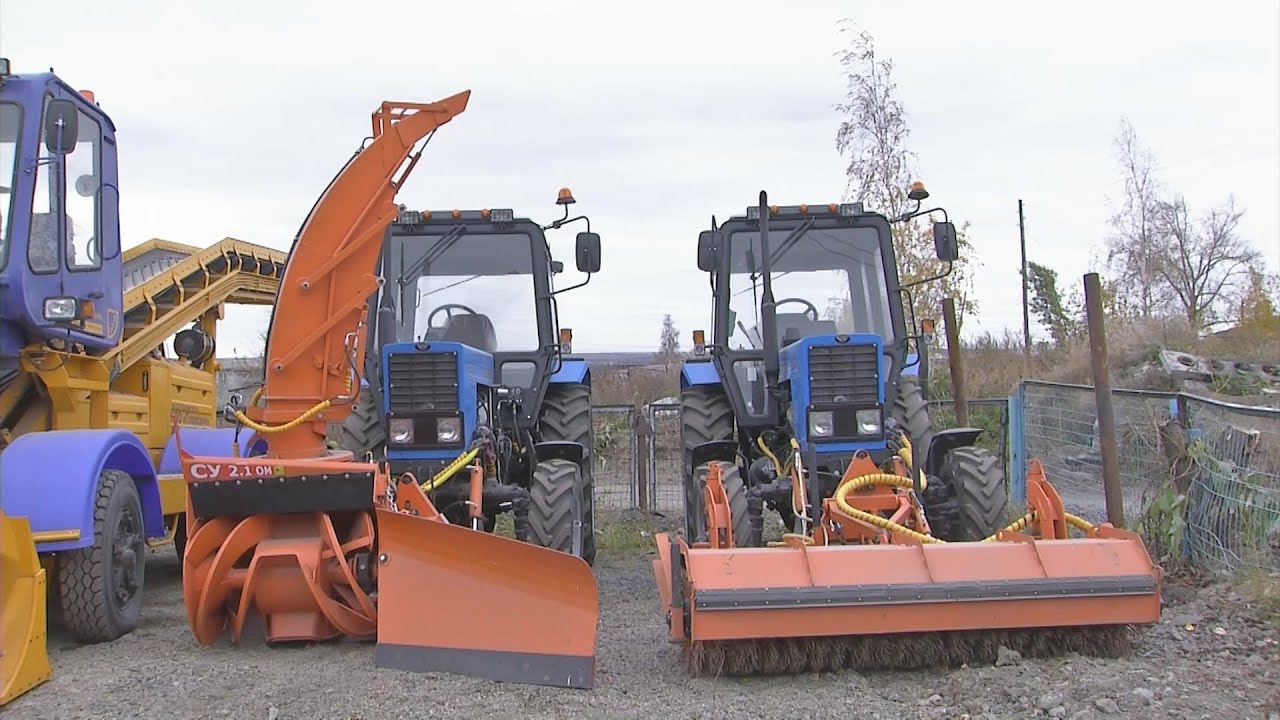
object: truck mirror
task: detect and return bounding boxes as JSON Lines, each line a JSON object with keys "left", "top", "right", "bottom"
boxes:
{"left": 550, "top": 260, "right": 565, "bottom": 274}
{"left": 697, "top": 230, "right": 724, "bottom": 272}
{"left": 932, "top": 221, "right": 959, "bottom": 262}
{"left": 43, "top": 99, "right": 79, "bottom": 155}
{"left": 575, "top": 232, "right": 601, "bottom": 273}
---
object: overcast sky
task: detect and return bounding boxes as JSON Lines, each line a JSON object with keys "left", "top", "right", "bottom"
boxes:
{"left": 4, "top": 0, "right": 1277, "bottom": 355}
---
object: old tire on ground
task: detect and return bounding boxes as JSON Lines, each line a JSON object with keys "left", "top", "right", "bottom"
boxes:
{"left": 334, "top": 386, "right": 386, "bottom": 462}
{"left": 539, "top": 383, "right": 596, "bottom": 565}
{"left": 679, "top": 385, "right": 735, "bottom": 542}
{"left": 924, "top": 446, "right": 1009, "bottom": 542}
{"left": 892, "top": 374, "right": 935, "bottom": 468}
{"left": 693, "top": 460, "right": 752, "bottom": 548}
{"left": 58, "top": 470, "right": 145, "bottom": 643}
{"left": 528, "top": 458, "right": 592, "bottom": 562}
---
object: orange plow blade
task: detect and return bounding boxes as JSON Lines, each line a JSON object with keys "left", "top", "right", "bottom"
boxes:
{"left": 374, "top": 508, "right": 599, "bottom": 689}
{"left": 654, "top": 527, "right": 1162, "bottom": 675}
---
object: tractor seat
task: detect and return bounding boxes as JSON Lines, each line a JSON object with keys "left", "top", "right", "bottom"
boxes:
{"left": 776, "top": 312, "right": 838, "bottom": 346}
{"left": 442, "top": 313, "right": 498, "bottom": 353}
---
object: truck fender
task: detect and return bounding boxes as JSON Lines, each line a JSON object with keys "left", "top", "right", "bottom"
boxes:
{"left": 157, "top": 427, "right": 268, "bottom": 475}
{"left": 0, "top": 429, "right": 164, "bottom": 552}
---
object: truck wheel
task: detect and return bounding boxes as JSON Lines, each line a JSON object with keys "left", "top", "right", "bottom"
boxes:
{"left": 926, "top": 446, "right": 1009, "bottom": 542}
{"left": 59, "top": 469, "right": 145, "bottom": 642}
{"left": 692, "top": 460, "right": 752, "bottom": 548}
{"left": 679, "top": 385, "right": 734, "bottom": 542}
{"left": 892, "top": 374, "right": 935, "bottom": 468}
{"left": 539, "top": 383, "right": 596, "bottom": 565}
{"left": 528, "top": 458, "right": 592, "bottom": 562}
{"left": 335, "top": 387, "right": 386, "bottom": 462}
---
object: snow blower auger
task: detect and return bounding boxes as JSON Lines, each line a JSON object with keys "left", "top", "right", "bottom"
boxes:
{"left": 655, "top": 188, "right": 1162, "bottom": 677}
{"left": 173, "top": 91, "right": 599, "bottom": 690}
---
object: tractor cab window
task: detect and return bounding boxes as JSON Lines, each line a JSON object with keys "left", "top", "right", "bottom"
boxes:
{"left": 0, "top": 102, "right": 19, "bottom": 270}
{"left": 392, "top": 231, "right": 541, "bottom": 353}
{"left": 724, "top": 225, "right": 893, "bottom": 350}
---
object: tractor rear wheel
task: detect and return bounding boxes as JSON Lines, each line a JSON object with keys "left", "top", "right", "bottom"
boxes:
{"left": 58, "top": 470, "right": 145, "bottom": 643}
{"left": 528, "top": 458, "right": 592, "bottom": 561}
{"left": 693, "top": 460, "right": 752, "bottom": 548}
{"left": 539, "top": 383, "right": 596, "bottom": 565}
{"left": 334, "top": 387, "right": 386, "bottom": 462}
{"left": 926, "top": 446, "right": 1009, "bottom": 541}
{"left": 679, "top": 385, "right": 735, "bottom": 542}
{"left": 892, "top": 374, "right": 935, "bottom": 468}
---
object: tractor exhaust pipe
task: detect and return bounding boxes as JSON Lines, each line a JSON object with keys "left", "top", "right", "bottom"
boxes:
{"left": 757, "top": 191, "right": 781, "bottom": 402}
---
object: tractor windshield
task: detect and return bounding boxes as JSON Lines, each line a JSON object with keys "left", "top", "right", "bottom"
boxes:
{"left": 0, "top": 102, "right": 20, "bottom": 270}
{"left": 724, "top": 224, "right": 894, "bottom": 349}
{"left": 392, "top": 231, "right": 541, "bottom": 352}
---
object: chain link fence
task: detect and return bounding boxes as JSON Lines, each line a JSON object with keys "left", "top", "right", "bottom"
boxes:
{"left": 590, "top": 405, "right": 638, "bottom": 510}
{"left": 1013, "top": 379, "right": 1280, "bottom": 575}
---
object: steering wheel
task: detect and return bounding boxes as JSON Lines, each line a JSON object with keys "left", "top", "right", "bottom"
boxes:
{"left": 775, "top": 297, "right": 819, "bottom": 321}
{"left": 426, "top": 302, "right": 479, "bottom": 330}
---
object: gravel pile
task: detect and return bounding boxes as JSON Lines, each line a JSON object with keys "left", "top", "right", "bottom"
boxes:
{"left": 7, "top": 545, "right": 1278, "bottom": 719}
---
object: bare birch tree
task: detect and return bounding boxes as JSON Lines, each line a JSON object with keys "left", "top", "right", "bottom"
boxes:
{"left": 1153, "top": 195, "right": 1259, "bottom": 329}
{"left": 1104, "top": 117, "right": 1166, "bottom": 319}
{"left": 833, "top": 20, "right": 977, "bottom": 329}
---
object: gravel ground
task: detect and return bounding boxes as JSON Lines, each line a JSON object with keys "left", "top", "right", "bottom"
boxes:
{"left": 7, "top": 540, "right": 1280, "bottom": 720}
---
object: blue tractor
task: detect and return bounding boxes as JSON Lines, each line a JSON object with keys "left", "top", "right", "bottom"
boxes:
{"left": 677, "top": 187, "right": 1007, "bottom": 546}
{"left": 331, "top": 192, "right": 603, "bottom": 564}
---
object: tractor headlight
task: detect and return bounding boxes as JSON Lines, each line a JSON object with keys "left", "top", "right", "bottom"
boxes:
{"left": 389, "top": 418, "right": 414, "bottom": 444}
{"left": 436, "top": 417, "right": 462, "bottom": 443}
{"left": 856, "top": 409, "right": 882, "bottom": 435}
{"left": 809, "top": 410, "right": 834, "bottom": 438}
{"left": 43, "top": 296, "right": 79, "bottom": 321}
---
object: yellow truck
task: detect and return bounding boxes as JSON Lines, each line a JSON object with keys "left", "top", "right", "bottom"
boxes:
{"left": 0, "top": 58, "right": 284, "bottom": 705}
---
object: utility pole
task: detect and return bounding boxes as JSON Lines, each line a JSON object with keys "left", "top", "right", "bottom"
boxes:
{"left": 1018, "top": 199, "right": 1031, "bottom": 357}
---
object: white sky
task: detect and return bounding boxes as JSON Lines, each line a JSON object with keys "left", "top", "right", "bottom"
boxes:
{"left": 4, "top": 0, "right": 1277, "bottom": 355}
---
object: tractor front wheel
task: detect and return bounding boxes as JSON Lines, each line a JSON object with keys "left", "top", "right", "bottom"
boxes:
{"left": 334, "top": 386, "right": 386, "bottom": 462}
{"left": 538, "top": 382, "right": 596, "bottom": 565}
{"left": 679, "top": 385, "right": 735, "bottom": 542}
{"left": 58, "top": 470, "right": 145, "bottom": 643}
{"left": 924, "top": 446, "right": 1009, "bottom": 542}
{"left": 528, "top": 458, "right": 593, "bottom": 562}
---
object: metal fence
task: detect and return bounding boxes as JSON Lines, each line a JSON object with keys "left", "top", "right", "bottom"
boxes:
{"left": 590, "top": 405, "right": 639, "bottom": 510}
{"left": 1011, "top": 380, "right": 1280, "bottom": 575}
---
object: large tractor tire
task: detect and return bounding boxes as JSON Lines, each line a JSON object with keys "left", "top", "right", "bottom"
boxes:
{"left": 58, "top": 470, "right": 145, "bottom": 643}
{"left": 923, "top": 446, "right": 1009, "bottom": 542}
{"left": 527, "top": 458, "right": 593, "bottom": 561}
{"left": 693, "top": 460, "right": 752, "bottom": 548}
{"left": 335, "top": 386, "right": 386, "bottom": 462}
{"left": 679, "top": 385, "right": 735, "bottom": 542}
{"left": 892, "top": 374, "right": 935, "bottom": 469}
{"left": 539, "top": 383, "right": 596, "bottom": 565}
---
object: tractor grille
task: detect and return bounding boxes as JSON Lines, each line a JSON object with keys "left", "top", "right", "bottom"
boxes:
{"left": 808, "top": 344, "right": 879, "bottom": 406}
{"left": 386, "top": 351, "right": 459, "bottom": 414}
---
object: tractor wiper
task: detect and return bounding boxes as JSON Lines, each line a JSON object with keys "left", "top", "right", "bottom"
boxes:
{"left": 766, "top": 218, "right": 813, "bottom": 268}
{"left": 397, "top": 224, "right": 467, "bottom": 287}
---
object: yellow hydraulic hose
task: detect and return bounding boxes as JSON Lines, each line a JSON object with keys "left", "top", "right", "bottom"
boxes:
{"left": 421, "top": 446, "right": 481, "bottom": 493}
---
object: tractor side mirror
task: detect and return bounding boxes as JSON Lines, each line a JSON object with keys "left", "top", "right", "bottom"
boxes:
{"left": 43, "top": 99, "right": 79, "bottom": 155}
{"left": 575, "top": 232, "right": 601, "bottom": 273}
{"left": 550, "top": 260, "right": 565, "bottom": 274}
{"left": 932, "top": 221, "right": 959, "bottom": 262}
{"left": 697, "top": 230, "right": 724, "bottom": 272}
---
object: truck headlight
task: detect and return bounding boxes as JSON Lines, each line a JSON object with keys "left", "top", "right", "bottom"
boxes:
{"left": 436, "top": 417, "right": 462, "bottom": 443}
{"left": 856, "top": 409, "right": 881, "bottom": 435}
{"left": 389, "top": 418, "right": 414, "bottom": 444}
{"left": 43, "top": 296, "right": 79, "bottom": 321}
{"left": 809, "top": 410, "right": 834, "bottom": 438}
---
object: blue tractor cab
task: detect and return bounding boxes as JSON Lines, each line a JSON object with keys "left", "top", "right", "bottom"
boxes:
{"left": 677, "top": 188, "right": 1008, "bottom": 546}
{"left": 332, "top": 193, "right": 604, "bottom": 564}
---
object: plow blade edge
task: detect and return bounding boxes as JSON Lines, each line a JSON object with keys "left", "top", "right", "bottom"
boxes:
{"left": 655, "top": 529, "right": 1161, "bottom": 644}
{"left": 0, "top": 509, "right": 52, "bottom": 705}
{"left": 374, "top": 508, "right": 599, "bottom": 689}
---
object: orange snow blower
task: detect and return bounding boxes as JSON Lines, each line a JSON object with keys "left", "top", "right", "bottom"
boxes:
{"left": 656, "top": 190, "right": 1162, "bottom": 677}
{"left": 173, "top": 91, "right": 598, "bottom": 689}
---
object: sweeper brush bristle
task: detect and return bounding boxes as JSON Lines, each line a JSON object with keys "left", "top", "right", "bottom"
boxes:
{"left": 683, "top": 625, "right": 1134, "bottom": 677}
